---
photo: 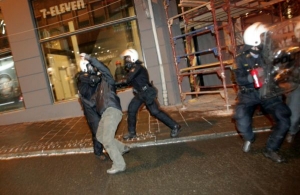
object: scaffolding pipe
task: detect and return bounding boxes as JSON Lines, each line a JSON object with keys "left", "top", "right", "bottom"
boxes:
{"left": 210, "top": 0, "right": 230, "bottom": 111}
{"left": 164, "top": 1, "right": 186, "bottom": 108}
{"left": 148, "top": 0, "right": 169, "bottom": 106}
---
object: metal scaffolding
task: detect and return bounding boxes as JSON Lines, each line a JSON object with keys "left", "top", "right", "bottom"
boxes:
{"left": 164, "top": 0, "right": 285, "bottom": 110}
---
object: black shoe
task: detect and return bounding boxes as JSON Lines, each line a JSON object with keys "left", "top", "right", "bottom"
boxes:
{"left": 95, "top": 153, "right": 108, "bottom": 161}
{"left": 242, "top": 141, "right": 251, "bottom": 153}
{"left": 170, "top": 124, "right": 182, "bottom": 138}
{"left": 286, "top": 133, "right": 295, "bottom": 143}
{"left": 122, "top": 145, "right": 130, "bottom": 155}
{"left": 123, "top": 133, "right": 137, "bottom": 140}
{"left": 263, "top": 149, "right": 286, "bottom": 163}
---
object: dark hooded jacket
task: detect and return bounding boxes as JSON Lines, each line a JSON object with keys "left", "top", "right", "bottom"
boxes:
{"left": 81, "top": 57, "right": 122, "bottom": 115}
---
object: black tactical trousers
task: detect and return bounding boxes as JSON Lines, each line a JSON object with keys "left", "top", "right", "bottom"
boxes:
{"left": 127, "top": 95, "right": 177, "bottom": 134}
{"left": 81, "top": 100, "right": 104, "bottom": 155}
{"left": 234, "top": 91, "right": 291, "bottom": 151}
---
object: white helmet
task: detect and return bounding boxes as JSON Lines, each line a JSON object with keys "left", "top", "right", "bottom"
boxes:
{"left": 79, "top": 53, "right": 88, "bottom": 72}
{"left": 120, "top": 49, "right": 139, "bottom": 62}
{"left": 79, "top": 60, "right": 89, "bottom": 72}
{"left": 243, "top": 22, "right": 268, "bottom": 46}
{"left": 80, "top": 53, "right": 86, "bottom": 57}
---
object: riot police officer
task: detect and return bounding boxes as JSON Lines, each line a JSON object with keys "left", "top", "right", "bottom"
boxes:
{"left": 233, "top": 23, "right": 291, "bottom": 163}
{"left": 75, "top": 53, "right": 106, "bottom": 160}
{"left": 285, "top": 22, "right": 300, "bottom": 143}
{"left": 119, "top": 49, "right": 182, "bottom": 140}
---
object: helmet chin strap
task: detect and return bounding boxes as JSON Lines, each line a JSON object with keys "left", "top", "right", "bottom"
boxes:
{"left": 250, "top": 51, "right": 259, "bottom": 58}
{"left": 250, "top": 49, "right": 260, "bottom": 55}
{"left": 250, "top": 52, "right": 259, "bottom": 58}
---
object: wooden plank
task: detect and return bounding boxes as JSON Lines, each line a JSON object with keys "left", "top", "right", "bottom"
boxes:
{"left": 259, "top": 0, "right": 285, "bottom": 7}
{"left": 180, "top": 59, "right": 233, "bottom": 72}
{"left": 179, "top": 0, "right": 207, "bottom": 7}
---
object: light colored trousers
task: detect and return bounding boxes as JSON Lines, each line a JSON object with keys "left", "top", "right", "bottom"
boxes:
{"left": 96, "top": 107, "right": 126, "bottom": 169}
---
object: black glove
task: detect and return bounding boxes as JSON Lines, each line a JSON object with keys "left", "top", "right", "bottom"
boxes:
{"left": 115, "top": 81, "right": 128, "bottom": 88}
{"left": 86, "top": 63, "right": 98, "bottom": 75}
{"left": 84, "top": 54, "right": 91, "bottom": 61}
{"left": 89, "top": 75, "right": 101, "bottom": 87}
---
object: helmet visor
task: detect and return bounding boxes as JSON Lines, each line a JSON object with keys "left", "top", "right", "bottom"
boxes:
{"left": 123, "top": 56, "right": 133, "bottom": 71}
{"left": 259, "top": 16, "right": 300, "bottom": 99}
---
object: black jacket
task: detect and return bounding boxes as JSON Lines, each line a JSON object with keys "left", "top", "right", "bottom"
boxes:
{"left": 126, "top": 61, "right": 151, "bottom": 91}
{"left": 233, "top": 50, "right": 265, "bottom": 89}
{"left": 125, "top": 61, "right": 157, "bottom": 104}
{"left": 75, "top": 71, "right": 97, "bottom": 100}
{"left": 82, "top": 57, "right": 122, "bottom": 115}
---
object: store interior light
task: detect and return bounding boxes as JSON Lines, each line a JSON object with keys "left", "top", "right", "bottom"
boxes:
{"left": 0, "top": 56, "right": 12, "bottom": 61}
{"left": 0, "top": 19, "right": 5, "bottom": 34}
{"left": 0, "top": 62, "right": 13, "bottom": 71}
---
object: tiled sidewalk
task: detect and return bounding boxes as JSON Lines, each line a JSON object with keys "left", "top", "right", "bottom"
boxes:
{"left": 0, "top": 89, "right": 273, "bottom": 159}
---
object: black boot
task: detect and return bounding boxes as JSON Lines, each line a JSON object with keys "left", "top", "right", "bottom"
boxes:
{"left": 95, "top": 152, "right": 109, "bottom": 161}
{"left": 123, "top": 132, "right": 137, "bottom": 140}
{"left": 170, "top": 124, "right": 182, "bottom": 138}
{"left": 262, "top": 148, "right": 286, "bottom": 163}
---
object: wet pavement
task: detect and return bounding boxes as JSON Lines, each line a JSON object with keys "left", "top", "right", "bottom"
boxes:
{"left": 1, "top": 133, "right": 299, "bottom": 195}
{"left": 0, "top": 89, "right": 275, "bottom": 160}
{"left": 1, "top": 89, "right": 300, "bottom": 194}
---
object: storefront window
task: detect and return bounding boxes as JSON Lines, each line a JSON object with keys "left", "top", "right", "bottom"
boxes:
{"left": 0, "top": 12, "right": 9, "bottom": 51}
{"left": 32, "top": 0, "right": 135, "bottom": 39}
{"left": 31, "top": 0, "right": 143, "bottom": 102}
{"left": 0, "top": 8, "right": 24, "bottom": 112}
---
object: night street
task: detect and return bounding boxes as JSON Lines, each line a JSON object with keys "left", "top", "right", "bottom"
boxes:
{"left": 1, "top": 132, "right": 299, "bottom": 195}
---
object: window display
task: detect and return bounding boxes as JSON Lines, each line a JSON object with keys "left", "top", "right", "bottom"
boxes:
{"left": 0, "top": 9, "right": 8, "bottom": 51}
{"left": 31, "top": 0, "right": 143, "bottom": 102}
{"left": 0, "top": 8, "right": 24, "bottom": 112}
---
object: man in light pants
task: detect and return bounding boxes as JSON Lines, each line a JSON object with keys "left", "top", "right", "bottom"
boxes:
{"left": 80, "top": 53, "right": 130, "bottom": 174}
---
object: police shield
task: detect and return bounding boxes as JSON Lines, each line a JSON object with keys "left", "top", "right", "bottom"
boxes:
{"left": 260, "top": 17, "right": 300, "bottom": 99}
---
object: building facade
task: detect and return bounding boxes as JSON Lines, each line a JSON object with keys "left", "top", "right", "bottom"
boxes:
{"left": 0, "top": 0, "right": 188, "bottom": 125}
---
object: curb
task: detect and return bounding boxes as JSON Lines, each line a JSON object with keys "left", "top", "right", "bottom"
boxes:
{"left": 0, "top": 128, "right": 271, "bottom": 160}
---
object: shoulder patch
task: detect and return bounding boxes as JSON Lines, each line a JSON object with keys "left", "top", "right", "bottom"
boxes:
{"left": 236, "top": 53, "right": 242, "bottom": 57}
